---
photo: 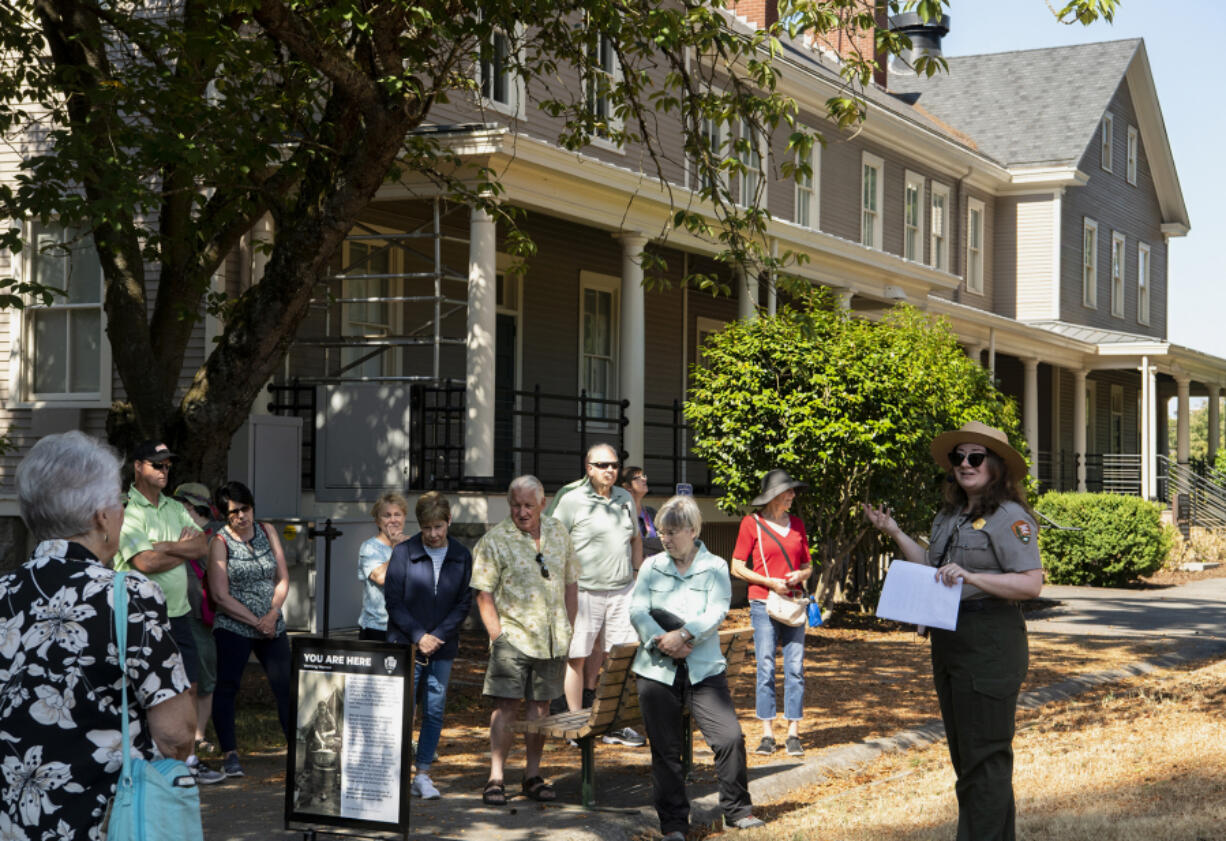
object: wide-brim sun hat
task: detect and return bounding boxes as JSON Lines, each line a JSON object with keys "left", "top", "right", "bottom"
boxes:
{"left": 751, "top": 468, "right": 808, "bottom": 507}
{"left": 930, "top": 421, "right": 1028, "bottom": 481}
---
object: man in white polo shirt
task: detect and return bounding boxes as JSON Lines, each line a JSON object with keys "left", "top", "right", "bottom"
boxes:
{"left": 551, "top": 442, "right": 644, "bottom": 746}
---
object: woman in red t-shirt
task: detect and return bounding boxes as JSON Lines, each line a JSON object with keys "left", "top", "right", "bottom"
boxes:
{"left": 731, "top": 469, "right": 812, "bottom": 757}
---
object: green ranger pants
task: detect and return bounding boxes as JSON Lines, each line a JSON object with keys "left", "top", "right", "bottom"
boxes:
{"left": 930, "top": 603, "right": 1029, "bottom": 841}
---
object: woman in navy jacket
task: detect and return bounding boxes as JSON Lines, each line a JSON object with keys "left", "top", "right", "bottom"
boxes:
{"left": 384, "top": 491, "right": 473, "bottom": 800}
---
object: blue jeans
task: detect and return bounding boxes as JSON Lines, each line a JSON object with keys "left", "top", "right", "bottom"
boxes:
{"left": 413, "top": 657, "right": 454, "bottom": 771}
{"left": 749, "top": 600, "right": 805, "bottom": 721}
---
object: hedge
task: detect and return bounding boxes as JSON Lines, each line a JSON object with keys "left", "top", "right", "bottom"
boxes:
{"left": 1034, "top": 492, "right": 1173, "bottom": 586}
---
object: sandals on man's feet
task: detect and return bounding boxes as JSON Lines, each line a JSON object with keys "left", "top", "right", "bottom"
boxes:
{"left": 521, "top": 775, "right": 557, "bottom": 802}
{"left": 482, "top": 779, "right": 507, "bottom": 806}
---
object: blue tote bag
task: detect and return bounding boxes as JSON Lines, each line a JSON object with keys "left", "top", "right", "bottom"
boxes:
{"left": 106, "top": 571, "right": 203, "bottom": 841}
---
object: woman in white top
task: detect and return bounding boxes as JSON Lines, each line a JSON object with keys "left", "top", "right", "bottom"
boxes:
{"left": 356, "top": 492, "right": 409, "bottom": 641}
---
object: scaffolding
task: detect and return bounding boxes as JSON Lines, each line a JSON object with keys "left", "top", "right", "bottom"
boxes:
{"left": 283, "top": 197, "right": 471, "bottom": 385}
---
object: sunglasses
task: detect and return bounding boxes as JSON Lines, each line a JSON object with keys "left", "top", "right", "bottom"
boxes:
{"left": 589, "top": 461, "right": 620, "bottom": 470}
{"left": 534, "top": 553, "right": 550, "bottom": 579}
{"left": 948, "top": 451, "right": 987, "bottom": 468}
{"left": 144, "top": 461, "right": 171, "bottom": 472}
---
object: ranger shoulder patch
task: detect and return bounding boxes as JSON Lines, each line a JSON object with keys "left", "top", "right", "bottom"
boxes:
{"left": 1011, "top": 520, "right": 1032, "bottom": 544}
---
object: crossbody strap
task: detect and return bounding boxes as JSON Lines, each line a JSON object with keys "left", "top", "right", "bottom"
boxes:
{"left": 112, "top": 571, "right": 133, "bottom": 784}
{"left": 754, "top": 514, "right": 795, "bottom": 573}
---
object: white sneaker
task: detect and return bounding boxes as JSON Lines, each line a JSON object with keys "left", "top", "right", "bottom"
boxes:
{"left": 411, "top": 773, "right": 441, "bottom": 800}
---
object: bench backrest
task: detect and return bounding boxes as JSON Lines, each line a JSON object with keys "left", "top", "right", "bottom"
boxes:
{"left": 587, "top": 626, "right": 754, "bottom": 731}
{"left": 587, "top": 641, "right": 641, "bottom": 732}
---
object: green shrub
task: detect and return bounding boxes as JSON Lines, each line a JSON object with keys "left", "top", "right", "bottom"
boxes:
{"left": 1035, "top": 492, "right": 1174, "bottom": 586}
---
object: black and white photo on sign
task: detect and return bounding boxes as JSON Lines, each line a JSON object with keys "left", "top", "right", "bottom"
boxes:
{"left": 293, "top": 671, "right": 346, "bottom": 817}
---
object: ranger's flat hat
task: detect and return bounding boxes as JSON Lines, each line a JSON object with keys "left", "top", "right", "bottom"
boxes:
{"left": 930, "top": 421, "right": 1027, "bottom": 481}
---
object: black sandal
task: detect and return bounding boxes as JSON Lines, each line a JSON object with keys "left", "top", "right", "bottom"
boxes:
{"left": 482, "top": 779, "right": 507, "bottom": 806}
{"left": 521, "top": 775, "right": 557, "bottom": 802}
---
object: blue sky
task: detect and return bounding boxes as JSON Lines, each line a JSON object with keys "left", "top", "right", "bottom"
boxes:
{"left": 941, "top": 0, "right": 1224, "bottom": 359}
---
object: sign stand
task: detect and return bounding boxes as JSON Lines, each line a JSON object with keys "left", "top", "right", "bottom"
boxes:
{"left": 284, "top": 637, "right": 415, "bottom": 841}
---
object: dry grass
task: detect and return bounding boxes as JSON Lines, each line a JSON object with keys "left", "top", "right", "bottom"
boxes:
{"left": 1158, "top": 526, "right": 1226, "bottom": 578}
{"left": 726, "top": 657, "right": 1226, "bottom": 841}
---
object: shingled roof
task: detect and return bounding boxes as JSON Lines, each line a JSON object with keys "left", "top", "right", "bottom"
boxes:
{"left": 888, "top": 39, "right": 1142, "bottom": 168}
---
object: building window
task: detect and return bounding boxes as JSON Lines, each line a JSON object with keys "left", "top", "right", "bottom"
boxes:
{"left": 1100, "top": 112, "right": 1113, "bottom": 172}
{"left": 339, "top": 237, "right": 401, "bottom": 379}
{"left": 579, "top": 271, "right": 618, "bottom": 421}
{"left": 21, "top": 222, "right": 108, "bottom": 401}
{"left": 1082, "top": 218, "right": 1098, "bottom": 308}
{"left": 1126, "top": 125, "right": 1138, "bottom": 185}
{"left": 1110, "top": 232, "right": 1126, "bottom": 318}
{"left": 1137, "top": 242, "right": 1151, "bottom": 325}
{"left": 860, "top": 151, "right": 884, "bottom": 250}
{"left": 793, "top": 133, "right": 819, "bottom": 229}
{"left": 479, "top": 26, "right": 525, "bottom": 118}
{"left": 586, "top": 32, "right": 623, "bottom": 142}
{"left": 737, "top": 119, "right": 765, "bottom": 207}
{"left": 694, "top": 114, "right": 726, "bottom": 194}
{"left": 904, "top": 170, "right": 925, "bottom": 262}
{"left": 1110, "top": 383, "right": 1124, "bottom": 452}
{"left": 930, "top": 182, "right": 950, "bottom": 271}
{"left": 965, "top": 197, "right": 984, "bottom": 295}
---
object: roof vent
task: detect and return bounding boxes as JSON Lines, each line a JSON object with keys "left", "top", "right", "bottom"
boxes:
{"left": 888, "top": 12, "right": 951, "bottom": 77}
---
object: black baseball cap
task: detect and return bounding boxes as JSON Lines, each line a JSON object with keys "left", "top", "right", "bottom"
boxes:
{"left": 131, "top": 440, "right": 177, "bottom": 463}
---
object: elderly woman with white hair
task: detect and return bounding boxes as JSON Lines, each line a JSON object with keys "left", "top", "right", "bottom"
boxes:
{"left": 0, "top": 431, "right": 195, "bottom": 839}
{"left": 630, "top": 495, "right": 764, "bottom": 840}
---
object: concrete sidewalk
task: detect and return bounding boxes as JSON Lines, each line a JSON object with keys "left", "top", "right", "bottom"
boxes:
{"left": 201, "top": 577, "right": 1226, "bottom": 841}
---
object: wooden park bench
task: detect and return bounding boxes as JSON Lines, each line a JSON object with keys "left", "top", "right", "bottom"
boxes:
{"left": 514, "top": 626, "right": 752, "bottom": 808}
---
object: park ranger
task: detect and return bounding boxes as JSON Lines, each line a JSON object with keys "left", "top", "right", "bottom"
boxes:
{"left": 863, "top": 420, "right": 1044, "bottom": 841}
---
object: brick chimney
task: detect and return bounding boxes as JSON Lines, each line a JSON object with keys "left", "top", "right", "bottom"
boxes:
{"left": 806, "top": 0, "right": 889, "bottom": 88}
{"left": 728, "top": 0, "right": 779, "bottom": 29}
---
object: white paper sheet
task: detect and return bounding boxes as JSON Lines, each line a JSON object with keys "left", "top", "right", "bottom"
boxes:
{"left": 875, "top": 560, "right": 962, "bottom": 631}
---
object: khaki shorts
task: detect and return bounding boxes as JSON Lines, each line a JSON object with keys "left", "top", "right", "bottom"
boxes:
{"left": 483, "top": 635, "right": 566, "bottom": 701}
{"left": 567, "top": 581, "right": 637, "bottom": 659}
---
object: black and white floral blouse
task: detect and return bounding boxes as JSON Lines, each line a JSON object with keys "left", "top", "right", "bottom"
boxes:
{"left": 0, "top": 540, "right": 190, "bottom": 841}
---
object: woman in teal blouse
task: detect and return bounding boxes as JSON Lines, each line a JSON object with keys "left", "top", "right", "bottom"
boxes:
{"left": 629, "top": 495, "right": 764, "bottom": 841}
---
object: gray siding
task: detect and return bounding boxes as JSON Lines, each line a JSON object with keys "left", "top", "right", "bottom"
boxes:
{"left": 1060, "top": 78, "right": 1167, "bottom": 337}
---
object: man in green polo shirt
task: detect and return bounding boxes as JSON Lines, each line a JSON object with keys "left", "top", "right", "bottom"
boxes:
{"left": 116, "top": 440, "right": 225, "bottom": 784}
{"left": 552, "top": 443, "right": 644, "bottom": 747}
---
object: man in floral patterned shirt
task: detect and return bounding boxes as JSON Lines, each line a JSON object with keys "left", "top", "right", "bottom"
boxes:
{"left": 472, "top": 475, "right": 578, "bottom": 806}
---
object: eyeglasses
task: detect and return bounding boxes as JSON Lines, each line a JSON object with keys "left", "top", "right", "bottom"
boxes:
{"left": 589, "top": 461, "right": 620, "bottom": 470}
{"left": 226, "top": 504, "right": 253, "bottom": 518}
{"left": 144, "top": 461, "right": 171, "bottom": 473}
{"left": 632, "top": 475, "right": 648, "bottom": 483}
{"left": 948, "top": 451, "right": 987, "bottom": 468}
{"left": 534, "top": 552, "right": 551, "bottom": 579}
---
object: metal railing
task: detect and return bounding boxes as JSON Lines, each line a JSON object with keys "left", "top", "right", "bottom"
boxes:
{"left": 642, "top": 399, "right": 717, "bottom": 495}
{"left": 1035, "top": 450, "right": 1077, "bottom": 492}
{"left": 1159, "top": 454, "right": 1226, "bottom": 531}
{"left": 1081, "top": 452, "right": 1142, "bottom": 495}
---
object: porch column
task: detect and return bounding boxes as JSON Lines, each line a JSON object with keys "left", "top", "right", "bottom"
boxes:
{"left": 766, "top": 239, "right": 778, "bottom": 316}
{"left": 1176, "top": 374, "right": 1192, "bottom": 464}
{"left": 1073, "top": 369, "right": 1087, "bottom": 491}
{"left": 1146, "top": 362, "right": 1158, "bottom": 498}
{"left": 464, "top": 206, "right": 497, "bottom": 478}
{"left": 737, "top": 266, "right": 758, "bottom": 321}
{"left": 1209, "top": 385, "right": 1221, "bottom": 465}
{"left": 1023, "top": 357, "right": 1040, "bottom": 480}
{"left": 618, "top": 233, "right": 649, "bottom": 466}
{"left": 967, "top": 344, "right": 985, "bottom": 367}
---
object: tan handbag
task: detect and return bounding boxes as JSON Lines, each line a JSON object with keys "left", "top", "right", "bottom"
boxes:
{"left": 755, "top": 516, "right": 807, "bottom": 627}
